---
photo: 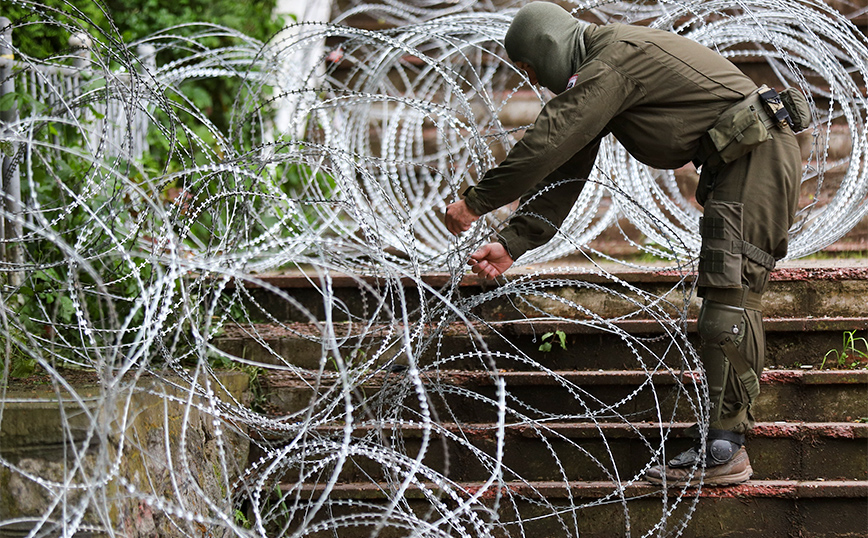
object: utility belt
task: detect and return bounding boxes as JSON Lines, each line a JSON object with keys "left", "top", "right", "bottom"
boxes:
{"left": 693, "top": 85, "right": 810, "bottom": 173}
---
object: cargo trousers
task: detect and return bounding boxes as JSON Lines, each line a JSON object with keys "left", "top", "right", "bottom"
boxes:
{"left": 696, "top": 125, "right": 802, "bottom": 433}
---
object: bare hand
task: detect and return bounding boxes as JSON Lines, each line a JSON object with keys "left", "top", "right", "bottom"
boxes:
{"left": 468, "top": 242, "right": 514, "bottom": 280}
{"left": 445, "top": 200, "right": 480, "bottom": 235}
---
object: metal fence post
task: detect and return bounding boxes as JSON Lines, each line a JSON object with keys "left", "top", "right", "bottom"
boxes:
{"left": 0, "top": 16, "right": 22, "bottom": 286}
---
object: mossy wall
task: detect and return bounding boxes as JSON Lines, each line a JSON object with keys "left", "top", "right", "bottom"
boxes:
{"left": 0, "top": 372, "right": 249, "bottom": 537}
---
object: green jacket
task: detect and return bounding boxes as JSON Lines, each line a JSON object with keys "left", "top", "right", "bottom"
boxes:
{"left": 463, "top": 23, "right": 758, "bottom": 259}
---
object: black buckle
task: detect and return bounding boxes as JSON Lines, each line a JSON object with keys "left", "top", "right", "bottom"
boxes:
{"left": 759, "top": 87, "right": 792, "bottom": 129}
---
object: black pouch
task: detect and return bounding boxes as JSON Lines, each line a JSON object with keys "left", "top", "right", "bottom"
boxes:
{"left": 779, "top": 88, "right": 811, "bottom": 132}
{"left": 698, "top": 200, "right": 744, "bottom": 289}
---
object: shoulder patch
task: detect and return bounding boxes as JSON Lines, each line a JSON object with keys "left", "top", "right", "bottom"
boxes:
{"left": 566, "top": 74, "right": 579, "bottom": 90}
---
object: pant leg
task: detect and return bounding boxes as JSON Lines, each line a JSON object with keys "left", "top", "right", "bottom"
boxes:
{"left": 698, "top": 126, "right": 802, "bottom": 433}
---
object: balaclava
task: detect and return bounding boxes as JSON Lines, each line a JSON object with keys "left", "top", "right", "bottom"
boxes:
{"left": 504, "top": 2, "right": 590, "bottom": 94}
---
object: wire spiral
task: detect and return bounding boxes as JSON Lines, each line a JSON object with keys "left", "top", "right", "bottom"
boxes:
{"left": 0, "top": 1, "right": 865, "bottom": 537}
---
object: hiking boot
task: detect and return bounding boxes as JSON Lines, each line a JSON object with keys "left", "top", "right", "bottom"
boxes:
{"left": 645, "top": 430, "right": 753, "bottom": 487}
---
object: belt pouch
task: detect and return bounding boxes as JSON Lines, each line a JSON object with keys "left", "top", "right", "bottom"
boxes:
{"left": 708, "top": 100, "right": 772, "bottom": 164}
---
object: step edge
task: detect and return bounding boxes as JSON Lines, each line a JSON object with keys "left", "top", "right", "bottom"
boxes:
{"left": 281, "top": 479, "right": 868, "bottom": 500}
{"left": 254, "top": 421, "right": 868, "bottom": 441}
{"left": 259, "top": 368, "right": 868, "bottom": 387}
{"left": 218, "top": 317, "right": 868, "bottom": 337}
{"left": 228, "top": 267, "right": 868, "bottom": 290}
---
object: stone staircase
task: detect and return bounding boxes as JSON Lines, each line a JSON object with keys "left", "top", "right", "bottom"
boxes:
{"left": 219, "top": 264, "right": 868, "bottom": 537}
{"left": 218, "top": 4, "right": 868, "bottom": 535}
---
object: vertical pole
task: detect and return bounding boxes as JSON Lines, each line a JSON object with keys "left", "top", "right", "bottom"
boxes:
{"left": 0, "top": 17, "right": 22, "bottom": 286}
{"left": 0, "top": 18, "right": 7, "bottom": 263}
{"left": 69, "top": 33, "right": 95, "bottom": 158}
{"left": 135, "top": 44, "right": 157, "bottom": 160}
{"left": 69, "top": 33, "right": 92, "bottom": 71}
{"left": 137, "top": 44, "right": 156, "bottom": 73}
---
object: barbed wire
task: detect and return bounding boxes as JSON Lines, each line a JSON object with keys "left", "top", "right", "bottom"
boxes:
{"left": 0, "top": 1, "right": 865, "bottom": 537}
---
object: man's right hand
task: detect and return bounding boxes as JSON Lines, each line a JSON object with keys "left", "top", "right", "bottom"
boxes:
{"left": 468, "top": 242, "right": 514, "bottom": 280}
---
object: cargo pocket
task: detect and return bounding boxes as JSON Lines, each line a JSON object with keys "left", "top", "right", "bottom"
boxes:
{"left": 708, "top": 104, "right": 772, "bottom": 164}
{"left": 698, "top": 200, "right": 744, "bottom": 289}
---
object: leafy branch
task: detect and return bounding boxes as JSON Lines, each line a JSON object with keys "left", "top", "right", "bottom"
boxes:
{"left": 539, "top": 330, "right": 567, "bottom": 353}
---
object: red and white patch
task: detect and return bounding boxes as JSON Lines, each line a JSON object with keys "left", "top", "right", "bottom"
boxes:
{"left": 566, "top": 74, "right": 579, "bottom": 90}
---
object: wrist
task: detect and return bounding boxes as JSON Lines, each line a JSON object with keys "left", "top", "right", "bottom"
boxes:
{"left": 462, "top": 187, "right": 489, "bottom": 216}
{"left": 496, "top": 229, "right": 526, "bottom": 261}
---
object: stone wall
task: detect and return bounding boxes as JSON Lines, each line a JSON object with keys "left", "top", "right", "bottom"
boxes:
{"left": 0, "top": 371, "right": 249, "bottom": 538}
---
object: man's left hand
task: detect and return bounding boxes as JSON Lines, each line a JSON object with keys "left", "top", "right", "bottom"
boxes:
{"left": 445, "top": 200, "right": 480, "bottom": 235}
{"left": 468, "top": 242, "right": 514, "bottom": 280}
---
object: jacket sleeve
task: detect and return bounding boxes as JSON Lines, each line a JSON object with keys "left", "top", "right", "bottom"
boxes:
{"left": 496, "top": 138, "right": 601, "bottom": 259}
{"left": 463, "top": 57, "right": 640, "bottom": 216}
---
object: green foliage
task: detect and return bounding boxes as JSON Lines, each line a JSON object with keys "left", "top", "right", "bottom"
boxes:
{"left": 10, "top": 104, "right": 157, "bottom": 358}
{"left": 101, "top": 0, "right": 284, "bottom": 44}
{"left": 1, "top": 1, "right": 109, "bottom": 59}
{"left": 5, "top": 0, "right": 283, "bottom": 58}
{"left": 7, "top": 0, "right": 285, "bottom": 137}
{"left": 3, "top": 326, "right": 39, "bottom": 378}
{"left": 538, "top": 330, "right": 567, "bottom": 353}
{"left": 821, "top": 330, "right": 868, "bottom": 370}
{"left": 3, "top": 0, "right": 319, "bottom": 375}
{"left": 233, "top": 508, "right": 251, "bottom": 529}
{"left": 266, "top": 483, "right": 292, "bottom": 528}
{"left": 9, "top": 356, "right": 38, "bottom": 378}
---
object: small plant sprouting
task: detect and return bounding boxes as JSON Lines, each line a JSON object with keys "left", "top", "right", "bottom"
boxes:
{"left": 820, "top": 330, "right": 868, "bottom": 370}
{"left": 234, "top": 508, "right": 251, "bottom": 529}
{"left": 539, "top": 330, "right": 567, "bottom": 353}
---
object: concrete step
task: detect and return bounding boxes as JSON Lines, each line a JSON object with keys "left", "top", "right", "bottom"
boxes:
{"left": 230, "top": 268, "right": 868, "bottom": 536}
{"left": 258, "top": 369, "right": 868, "bottom": 424}
{"left": 273, "top": 479, "right": 868, "bottom": 538}
{"left": 254, "top": 367, "right": 867, "bottom": 483}
{"left": 227, "top": 267, "right": 868, "bottom": 323}
{"left": 253, "top": 420, "right": 867, "bottom": 484}
{"left": 216, "top": 315, "right": 868, "bottom": 371}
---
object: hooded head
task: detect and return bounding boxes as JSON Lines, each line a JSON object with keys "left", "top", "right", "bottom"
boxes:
{"left": 504, "top": 2, "right": 590, "bottom": 94}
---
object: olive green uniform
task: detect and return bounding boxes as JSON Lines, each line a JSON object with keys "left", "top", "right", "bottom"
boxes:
{"left": 463, "top": 23, "right": 802, "bottom": 433}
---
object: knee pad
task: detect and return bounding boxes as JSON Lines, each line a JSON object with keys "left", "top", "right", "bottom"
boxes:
{"left": 698, "top": 299, "right": 746, "bottom": 348}
{"left": 698, "top": 299, "right": 761, "bottom": 429}
{"left": 698, "top": 299, "right": 747, "bottom": 423}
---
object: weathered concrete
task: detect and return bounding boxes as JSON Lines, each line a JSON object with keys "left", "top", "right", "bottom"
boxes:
{"left": 0, "top": 372, "right": 249, "bottom": 538}
{"left": 258, "top": 368, "right": 868, "bottom": 424}
{"left": 216, "top": 315, "right": 868, "bottom": 371}
{"left": 255, "top": 365, "right": 868, "bottom": 486}
{"left": 227, "top": 267, "right": 868, "bottom": 323}
{"left": 276, "top": 479, "right": 868, "bottom": 538}
{"left": 254, "top": 418, "right": 867, "bottom": 484}
{"left": 225, "top": 267, "right": 868, "bottom": 537}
